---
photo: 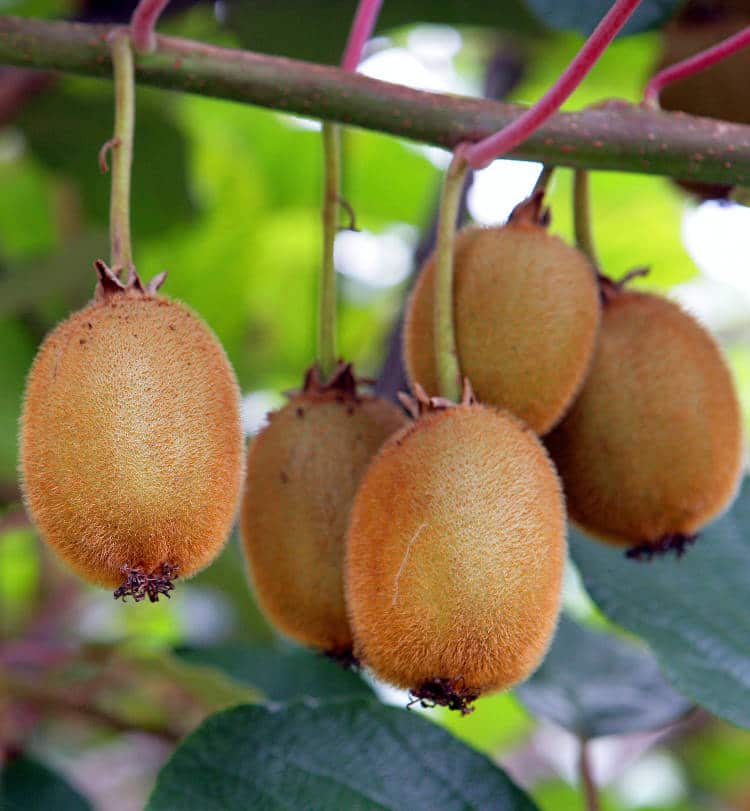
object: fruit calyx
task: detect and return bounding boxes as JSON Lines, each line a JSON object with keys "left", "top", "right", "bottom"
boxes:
{"left": 408, "top": 677, "right": 480, "bottom": 715}
{"left": 94, "top": 259, "right": 167, "bottom": 303}
{"left": 507, "top": 190, "right": 551, "bottom": 228}
{"left": 324, "top": 647, "right": 360, "bottom": 670}
{"left": 397, "top": 379, "right": 477, "bottom": 419}
{"left": 597, "top": 266, "right": 651, "bottom": 305}
{"left": 113, "top": 563, "right": 180, "bottom": 603}
{"left": 625, "top": 533, "right": 698, "bottom": 561}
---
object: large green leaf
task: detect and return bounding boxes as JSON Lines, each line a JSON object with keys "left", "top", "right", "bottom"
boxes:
{"left": 523, "top": 0, "right": 682, "bottom": 36}
{"left": 571, "top": 477, "right": 750, "bottom": 729}
{"left": 177, "top": 643, "right": 372, "bottom": 702}
{"left": 516, "top": 615, "right": 693, "bottom": 738}
{"left": 147, "top": 701, "right": 539, "bottom": 811}
{"left": 0, "top": 754, "right": 91, "bottom": 811}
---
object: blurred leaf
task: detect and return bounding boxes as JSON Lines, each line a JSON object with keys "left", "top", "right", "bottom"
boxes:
{"left": 523, "top": 0, "right": 682, "bottom": 36}
{"left": 177, "top": 643, "right": 371, "bottom": 702}
{"left": 0, "top": 155, "right": 55, "bottom": 259}
{"left": 0, "top": 318, "right": 36, "bottom": 482}
{"left": 571, "top": 477, "right": 750, "bottom": 729}
{"left": 224, "top": 0, "right": 541, "bottom": 64}
{"left": 0, "top": 754, "right": 91, "bottom": 811}
{"left": 147, "top": 700, "right": 539, "bottom": 811}
{"left": 516, "top": 615, "right": 693, "bottom": 738}
{"left": 0, "top": 527, "right": 38, "bottom": 636}
{"left": 18, "top": 80, "right": 194, "bottom": 241}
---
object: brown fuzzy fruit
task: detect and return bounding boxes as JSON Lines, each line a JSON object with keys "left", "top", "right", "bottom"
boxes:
{"left": 241, "top": 364, "right": 407, "bottom": 657}
{"left": 403, "top": 202, "right": 600, "bottom": 434}
{"left": 546, "top": 287, "right": 743, "bottom": 556}
{"left": 20, "top": 263, "right": 244, "bottom": 601}
{"left": 346, "top": 393, "right": 566, "bottom": 711}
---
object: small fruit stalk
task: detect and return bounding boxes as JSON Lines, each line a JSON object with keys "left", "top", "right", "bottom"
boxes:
{"left": 546, "top": 273, "right": 744, "bottom": 559}
{"left": 19, "top": 27, "right": 244, "bottom": 601}
{"left": 346, "top": 384, "right": 566, "bottom": 713}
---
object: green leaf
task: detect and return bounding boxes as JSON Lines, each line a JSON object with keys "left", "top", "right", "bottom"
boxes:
{"left": 516, "top": 615, "right": 693, "bottom": 738}
{"left": 523, "top": 0, "right": 682, "bottom": 36}
{"left": 177, "top": 644, "right": 372, "bottom": 702}
{"left": 0, "top": 318, "right": 36, "bottom": 483}
{"left": 570, "top": 477, "right": 750, "bottom": 729}
{"left": 147, "top": 701, "right": 538, "bottom": 811}
{"left": 0, "top": 754, "right": 91, "bottom": 811}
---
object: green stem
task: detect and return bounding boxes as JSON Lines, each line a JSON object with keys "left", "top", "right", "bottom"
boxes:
{"left": 434, "top": 153, "right": 470, "bottom": 402}
{"left": 318, "top": 121, "right": 341, "bottom": 378}
{"left": 573, "top": 169, "right": 599, "bottom": 266}
{"left": 108, "top": 31, "right": 135, "bottom": 274}
{"left": 0, "top": 16, "right": 749, "bottom": 185}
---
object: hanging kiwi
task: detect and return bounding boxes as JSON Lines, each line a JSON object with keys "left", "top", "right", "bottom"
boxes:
{"left": 403, "top": 194, "right": 601, "bottom": 434}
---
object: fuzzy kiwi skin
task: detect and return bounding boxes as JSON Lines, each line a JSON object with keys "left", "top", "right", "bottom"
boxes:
{"left": 346, "top": 404, "right": 566, "bottom": 696}
{"left": 20, "top": 291, "right": 243, "bottom": 587}
{"left": 241, "top": 391, "right": 406, "bottom": 654}
{"left": 546, "top": 291, "right": 743, "bottom": 547}
{"left": 403, "top": 224, "right": 600, "bottom": 435}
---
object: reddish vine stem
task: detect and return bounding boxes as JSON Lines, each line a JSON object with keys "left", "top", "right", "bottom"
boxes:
{"left": 341, "top": 0, "right": 383, "bottom": 72}
{"left": 460, "top": 0, "right": 643, "bottom": 169}
{"left": 643, "top": 25, "right": 750, "bottom": 108}
{"left": 131, "top": 0, "right": 171, "bottom": 53}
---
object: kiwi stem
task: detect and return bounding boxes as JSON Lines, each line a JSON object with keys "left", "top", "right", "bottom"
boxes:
{"left": 532, "top": 165, "right": 555, "bottom": 197}
{"left": 318, "top": 120, "right": 341, "bottom": 379}
{"left": 130, "top": 0, "right": 170, "bottom": 53}
{"left": 579, "top": 739, "right": 601, "bottom": 811}
{"left": 341, "top": 0, "right": 383, "bottom": 71}
{"left": 643, "top": 25, "right": 750, "bottom": 109}
{"left": 457, "top": 0, "right": 643, "bottom": 169}
{"left": 434, "top": 152, "right": 470, "bottom": 402}
{"left": 107, "top": 31, "right": 135, "bottom": 275}
{"left": 573, "top": 169, "right": 600, "bottom": 267}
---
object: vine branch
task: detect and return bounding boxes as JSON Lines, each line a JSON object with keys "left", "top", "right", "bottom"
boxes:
{"left": 0, "top": 16, "right": 749, "bottom": 185}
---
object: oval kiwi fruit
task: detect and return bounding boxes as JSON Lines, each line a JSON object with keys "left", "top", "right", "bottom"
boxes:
{"left": 403, "top": 198, "right": 600, "bottom": 434}
{"left": 241, "top": 364, "right": 407, "bottom": 658}
{"left": 346, "top": 388, "right": 566, "bottom": 712}
{"left": 546, "top": 285, "right": 743, "bottom": 558}
{"left": 20, "top": 262, "right": 244, "bottom": 601}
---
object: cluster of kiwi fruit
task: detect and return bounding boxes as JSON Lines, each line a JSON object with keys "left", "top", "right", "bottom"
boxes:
{"left": 239, "top": 185, "right": 742, "bottom": 712}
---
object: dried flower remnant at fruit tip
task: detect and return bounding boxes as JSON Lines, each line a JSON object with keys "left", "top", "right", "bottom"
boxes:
{"left": 626, "top": 533, "right": 698, "bottom": 561}
{"left": 113, "top": 563, "right": 180, "bottom": 603}
{"left": 408, "top": 676, "right": 480, "bottom": 715}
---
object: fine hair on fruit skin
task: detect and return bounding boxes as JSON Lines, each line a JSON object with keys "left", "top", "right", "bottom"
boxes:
{"left": 546, "top": 287, "right": 743, "bottom": 556}
{"left": 241, "top": 364, "right": 407, "bottom": 657}
{"left": 345, "top": 395, "right": 566, "bottom": 709}
{"left": 403, "top": 200, "right": 601, "bottom": 434}
{"left": 19, "top": 263, "right": 244, "bottom": 602}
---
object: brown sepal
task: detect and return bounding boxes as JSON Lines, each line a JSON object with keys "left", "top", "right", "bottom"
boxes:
{"left": 285, "top": 361, "right": 374, "bottom": 402}
{"left": 407, "top": 676, "right": 479, "bottom": 715}
{"left": 113, "top": 563, "right": 180, "bottom": 603}
{"left": 598, "top": 266, "right": 650, "bottom": 305}
{"left": 626, "top": 533, "right": 697, "bottom": 561}
{"left": 398, "top": 379, "right": 477, "bottom": 419}
{"left": 93, "top": 259, "right": 167, "bottom": 302}
{"left": 508, "top": 189, "right": 550, "bottom": 228}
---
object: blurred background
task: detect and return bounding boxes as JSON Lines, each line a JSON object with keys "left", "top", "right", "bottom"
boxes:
{"left": 1, "top": 0, "right": 750, "bottom": 809}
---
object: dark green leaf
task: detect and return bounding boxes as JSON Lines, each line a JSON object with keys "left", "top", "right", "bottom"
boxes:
{"left": 516, "top": 615, "right": 692, "bottom": 738}
{"left": 0, "top": 754, "right": 91, "bottom": 811}
{"left": 0, "top": 319, "right": 36, "bottom": 483}
{"left": 177, "top": 643, "right": 372, "bottom": 702}
{"left": 571, "top": 477, "right": 750, "bottom": 729}
{"left": 523, "top": 0, "right": 682, "bottom": 36}
{"left": 147, "top": 700, "right": 538, "bottom": 811}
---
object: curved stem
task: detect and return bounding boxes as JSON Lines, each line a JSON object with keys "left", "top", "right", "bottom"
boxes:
{"left": 462, "top": 0, "right": 643, "bottom": 169}
{"left": 644, "top": 25, "right": 750, "bottom": 109}
{"left": 318, "top": 121, "right": 341, "bottom": 378}
{"left": 130, "top": 0, "right": 171, "bottom": 53}
{"left": 434, "top": 153, "right": 470, "bottom": 402}
{"left": 108, "top": 32, "right": 135, "bottom": 274}
{"left": 532, "top": 164, "right": 555, "bottom": 198}
{"left": 341, "top": 0, "right": 383, "bottom": 72}
{"left": 573, "top": 169, "right": 599, "bottom": 266}
{"left": 579, "top": 739, "right": 601, "bottom": 811}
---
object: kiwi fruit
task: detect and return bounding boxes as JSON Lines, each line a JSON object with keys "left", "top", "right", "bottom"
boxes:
{"left": 403, "top": 197, "right": 600, "bottom": 434}
{"left": 20, "top": 262, "right": 244, "bottom": 601}
{"left": 655, "top": 9, "right": 750, "bottom": 199}
{"left": 546, "top": 285, "right": 743, "bottom": 557}
{"left": 345, "top": 387, "right": 566, "bottom": 712}
{"left": 241, "top": 364, "right": 407, "bottom": 658}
